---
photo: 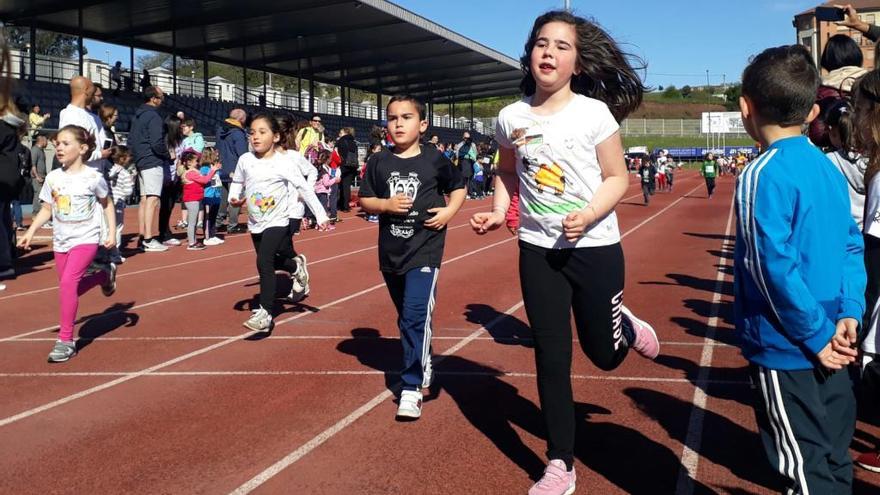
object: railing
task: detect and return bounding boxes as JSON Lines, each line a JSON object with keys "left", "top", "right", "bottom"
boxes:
{"left": 619, "top": 119, "right": 749, "bottom": 137}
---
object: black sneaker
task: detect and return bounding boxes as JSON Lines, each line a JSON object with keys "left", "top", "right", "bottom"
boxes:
{"left": 101, "top": 262, "right": 117, "bottom": 297}
{"left": 187, "top": 242, "right": 207, "bottom": 251}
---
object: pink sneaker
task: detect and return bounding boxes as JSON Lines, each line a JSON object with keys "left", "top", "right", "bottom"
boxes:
{"left": 621, "top": 305, "right": 660, "bottom": 359}
{"left": 529, "top": 460, "right": 575, "bottom": 495}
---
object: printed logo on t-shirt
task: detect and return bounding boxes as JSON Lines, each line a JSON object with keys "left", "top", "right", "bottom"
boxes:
{"left": 49, "top": 183, "right": 94, "bottom": 222}
{"left": 387, "top": 171, "right": 422, "bottom": 239}
{"left": 249, "top": 193, "right": 277, "bottom": 215}
{"left": 387, "top": 171, "right": 421, "bottom": 201}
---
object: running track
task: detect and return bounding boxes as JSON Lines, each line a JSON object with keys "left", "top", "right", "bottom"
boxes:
{"left": 1, "top": 171, "right": 879, "bottom": 494}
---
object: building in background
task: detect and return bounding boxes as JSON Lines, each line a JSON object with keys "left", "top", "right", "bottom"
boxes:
{"left": 795, "top": 0, "right": 880, "bottom": 71}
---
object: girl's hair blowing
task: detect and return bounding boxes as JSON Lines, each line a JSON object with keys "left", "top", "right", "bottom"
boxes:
{"left": 854, "top": 71, "right": 880, "bottom": 185}
{"left": 519, "top": 10, "right": 646, "bottom": 122}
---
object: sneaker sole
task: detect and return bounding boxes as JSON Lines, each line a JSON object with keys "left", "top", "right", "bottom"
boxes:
{"left": 102, "top": 263, "right": 117, "bottom": 297}
{"left": 243, "top": 321, "right": 272, "bottom": 332}
{"left": 395, "top": 408, "right": 421, "bottom": 420}
{"left": 856, "top": 461, "right": 880, "bottom": 473}
{"left": 621, "top": 306, "right": 660, "bottom": 360}
{"left": 48, "top": 353, "right": 76, "bottom": 363}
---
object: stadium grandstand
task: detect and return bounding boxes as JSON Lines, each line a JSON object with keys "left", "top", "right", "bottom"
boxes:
{"left": 0, "top": 0, "right": 523, "bottom": 143}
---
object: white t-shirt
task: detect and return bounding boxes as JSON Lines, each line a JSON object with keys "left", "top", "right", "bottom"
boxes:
{"left": 278, "top": 150, "right": 318, "bottom": 219}
{"left": 864, "top": 172, "right": 880, "bottom": 239}
{"left": 58, "top": 104, "right": 106, "bottom": 162}
{"left": 39, "top": 167, "right": 109, "bottom": 252}
{"left": 229, "top": 152, "right": 328, "bottom": 234}
{"left": 495, "top": 94, "right": 621, "bottom": 249}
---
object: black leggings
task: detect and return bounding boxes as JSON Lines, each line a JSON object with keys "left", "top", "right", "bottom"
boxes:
{"left": 705, "top": 177, "right": 716, "bottom": 197}
{"left": 251, "top": 226, "right": 299, "bottom": 311}
{"left": 158, "top": 181, "right": 179, "bottom": 240}
{"left": 519, "top": 240, "right": 628, "bottom": 469}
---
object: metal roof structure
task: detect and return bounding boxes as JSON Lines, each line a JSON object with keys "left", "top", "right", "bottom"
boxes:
{"left": 0, "top": 0, "right": 523, "bottom": 102}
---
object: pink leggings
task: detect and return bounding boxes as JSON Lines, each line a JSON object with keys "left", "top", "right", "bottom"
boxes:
{"left": 54, "top": 244, "right": 107, "bottom": 342}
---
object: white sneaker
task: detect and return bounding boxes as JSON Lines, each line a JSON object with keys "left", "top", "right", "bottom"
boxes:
{"left": 243, "top": 307, "right": 272, "bottom": 332}
{"left": 294, "top": 254, "right": 310, "bottom": 296}
{"left": 396, "top": 389, "right": 422, "bottom": 420}
{"left": 143, "top": 239, "right": 168, "bottom": 252}
{"left": 162, "top": 237, "right": 181, "bottom": 246}
{"left": 203, "top": 237, "right": 222, "bottom": 246}
{"left": 421, "top": 359, "right": 434, "bottom": 389}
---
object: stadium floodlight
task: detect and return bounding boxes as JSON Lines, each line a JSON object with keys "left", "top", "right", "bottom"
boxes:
{"left": 564, "top": 0, "right": 571, "bottom": 10}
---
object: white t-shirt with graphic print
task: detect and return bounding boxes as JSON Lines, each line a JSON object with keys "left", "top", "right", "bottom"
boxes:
{"left": 496, "top": 94, "right": 621, "bottom": 249}
{"left": 229, "top": 151, "right": 328, "bottom": 234}
{"left": 39, "top": 166, "right": 109, "bottom": 252}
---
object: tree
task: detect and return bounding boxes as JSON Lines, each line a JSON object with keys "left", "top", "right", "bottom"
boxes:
{"left": 662, "top": 85, "right": 681, "bottom": 99}
{"left": 657, "top": 85, "right": 664, "bottom": 91}
{"left": 681, "top": 85, "right": 692, "bottom": 98}
{"left": 5, "top": 27, "right": 85, "bottom": 58}
{"left": 724, "top": 83, "right": 742, "bottom": 111}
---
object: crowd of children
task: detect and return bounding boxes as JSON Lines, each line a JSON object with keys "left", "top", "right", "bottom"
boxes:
{"left": 16, "top": 6, "right": 880, "bottom": 495}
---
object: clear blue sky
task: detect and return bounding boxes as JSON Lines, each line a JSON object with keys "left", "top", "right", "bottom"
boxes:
{"left": 85, "top": 0, "right": 820, "bottom": 91}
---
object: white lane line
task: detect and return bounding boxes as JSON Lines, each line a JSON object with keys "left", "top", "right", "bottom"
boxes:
{"left": 0, "top": 237, "right": 515, "bottom": 428}
{"left": 5, "top": 335, "right": 732, "bottom": 346}
{"left": 0, "top": 370, "right": 749, "bottom": 385}
{"left": 229, "top": 300, "right": 523, "bottom": 495}
{"left": 0, "top": 220, "right": 485, "bottom": 342}
{"left": 0, "top": 245, "right": 377, "bottom": 342}
{"left": 1, "top": 205, "right": 493, "bottom": 301}
{"left": 229, "top": 180, "right": 707, "bottom": 493}
{"left": 674, "top": 193, "right": 736, "bottom": 495}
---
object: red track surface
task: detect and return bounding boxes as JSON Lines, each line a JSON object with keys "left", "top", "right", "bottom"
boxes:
{"left": 2, "top": 171, "right": 879, "bottom": 494}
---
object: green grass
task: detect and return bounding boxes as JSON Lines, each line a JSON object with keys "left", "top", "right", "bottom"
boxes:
{"left": 622, "top": 135, "right": 754, "bottom": 150}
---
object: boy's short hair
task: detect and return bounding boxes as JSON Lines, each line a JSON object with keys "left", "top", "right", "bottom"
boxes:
{"left": 742, "top": 45, "right": 819, "bottom": 127}
{"left": 386, "top": 95, "right": 427, "bottom": 121}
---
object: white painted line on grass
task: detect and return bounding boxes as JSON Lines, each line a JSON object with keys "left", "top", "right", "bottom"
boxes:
{"left": 674, "top": 193, "right": 736, "bottom": 495}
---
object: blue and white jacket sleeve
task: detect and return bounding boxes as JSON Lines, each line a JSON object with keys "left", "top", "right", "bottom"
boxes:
{"left": 838, "top": 218, "right": 866, "bottom": 322}
{"left": 744, "top": 178, "right": 836, "bottom": 355}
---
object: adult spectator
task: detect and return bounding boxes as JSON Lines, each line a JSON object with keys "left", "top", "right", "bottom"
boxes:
{"left": 129, "top": 85, "right": 170, "bottom": 252}
{"left": 455, "top": 131, "right": 476, "bottom": 198}
{"left": 181, "top": 117, "right": 205, "bottom": 152}
{"left": 58, "top": 76, "right": 108, "bottom": 162}
{"left": 296, "top": 115, "right": 324, "bottom": 154}
{"left": 0, "top": 109, "right": 24, "bottom": 282}
{"left": 139, "top": 69, "right": 152, "bottom": 93}
{"left": 428, "top": 135, "right": 440, "bottom": 148}
{"left": 27, "top": 104, "right": 50, "bottom": 139}
{"left": 13, "top": 124, "right": 30, "bottom": 230}
{"left": 158, "top": 114, "right": 183, "bottom": 246}
{"left": 216, "top": 108, "right": 248, "bottom": 233}
{"left": 29, "top": 133, "right": 48, "bottom": 220}
{"left": 808, "top": 34, "right": 867, "bottom": 148}
{"left": 109, "top": 61, "right": 123, "bottom": 94}
{"left": 99, "top": 104, "right": 119, "bottom": 148}
{"left": 336, "top": 127, "right": 358, "bottom": 213}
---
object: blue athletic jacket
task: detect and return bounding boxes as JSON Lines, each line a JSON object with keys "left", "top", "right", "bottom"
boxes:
{"left": 733, "top": 136, "right": 866, "bottom": 370}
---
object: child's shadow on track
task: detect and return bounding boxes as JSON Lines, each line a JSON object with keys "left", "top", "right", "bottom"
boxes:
{"left": 625, "top": 387, "right": 783, "bottom": 492}
{"left": 463, "top": 303, "right": 533, "bottom": 347}
{"left": 75, "top": 302, "right": 139, "bottom": 352}
{"left": 336, "top": 328, "right": 714, "bottom": 492}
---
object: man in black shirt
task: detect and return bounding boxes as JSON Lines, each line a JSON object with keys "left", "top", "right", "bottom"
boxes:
{"left": 359, "top": 95, "right": 466, "bottom": 420}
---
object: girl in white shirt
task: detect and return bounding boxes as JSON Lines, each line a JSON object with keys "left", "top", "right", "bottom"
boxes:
{"left": 228, "top": 114, "right": 329, "bottom": 331}
{"left": 18, "top": 125, "right": 117, "bottom": 363}
{"left": 470, "top": 11, "right": 660, "bottom": 495}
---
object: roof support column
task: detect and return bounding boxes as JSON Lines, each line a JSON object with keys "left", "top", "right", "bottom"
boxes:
{"left": 203, "top": 56, "right": 209, "bottom": 99}
{"left": 130, "top": 46, "right": 135, "bottom": 90}
{"left": 171, "top": 29, "right": 177, "bottom": 95}
{"left": 470, "top": 99, "right": 474, "bottom": 130}
{"left": 376, "top": 91, "right": 382, "bottom": 122}
{"left": 242, "top": 47, "right": 248, "bottom": 105}
{"left": 341, "top": 84, "right": 347, "bottom": 118}
{"left": 309, "top": 79, "right": 315, "bottom": 114}
{"left": 262, "top": 70, "right": 268, "bottom": 107}
{"left": 28, "top": 26, "right": 36, "bottom": 81}
{"left": 77, "top": 9, "right": 84, "bottom": 75}
{"left": 451, "top": 99, "right": 455, "bottom": 127}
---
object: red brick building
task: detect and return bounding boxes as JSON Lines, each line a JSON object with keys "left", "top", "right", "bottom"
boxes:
{"left": 794, "top": 0, "right": 880, "bottom": 71}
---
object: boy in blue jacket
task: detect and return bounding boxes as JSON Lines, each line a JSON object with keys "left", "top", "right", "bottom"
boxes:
{"left": 735, "top": 45, "right": 866, "bottom": 494}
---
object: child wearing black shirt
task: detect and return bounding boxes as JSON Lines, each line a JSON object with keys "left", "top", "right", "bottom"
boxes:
{"left": 359, "top": 95, "right": 466, "bottom": 420}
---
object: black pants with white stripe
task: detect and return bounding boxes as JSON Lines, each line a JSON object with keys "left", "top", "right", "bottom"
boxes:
{"left": 750, "top": 364, "right": 855, "bottom": 494}
{"left": 383, "top": 266, "right": 439, "bottom": 392}
{"left": 519, "top": 241, "right": 629, "bottom": 470}
{"left": 251, "top": 226, "right": 299, "bottom": 311}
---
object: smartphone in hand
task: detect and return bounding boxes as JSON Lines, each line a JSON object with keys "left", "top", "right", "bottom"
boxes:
{"left": 815, "top": 6, "right": 845, "bottom": 22}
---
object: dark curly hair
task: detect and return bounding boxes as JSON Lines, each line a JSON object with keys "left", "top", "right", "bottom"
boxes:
{"left": 57, "top": 124, "right": 96, "bottom": 158}
{"left": 519, "top": 10, "right": 646, "bottom": 122}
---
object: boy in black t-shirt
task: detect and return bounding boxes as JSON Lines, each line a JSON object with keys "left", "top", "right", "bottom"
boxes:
{"left": 359, "top": 95, "right": 466, "bottom": 420}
